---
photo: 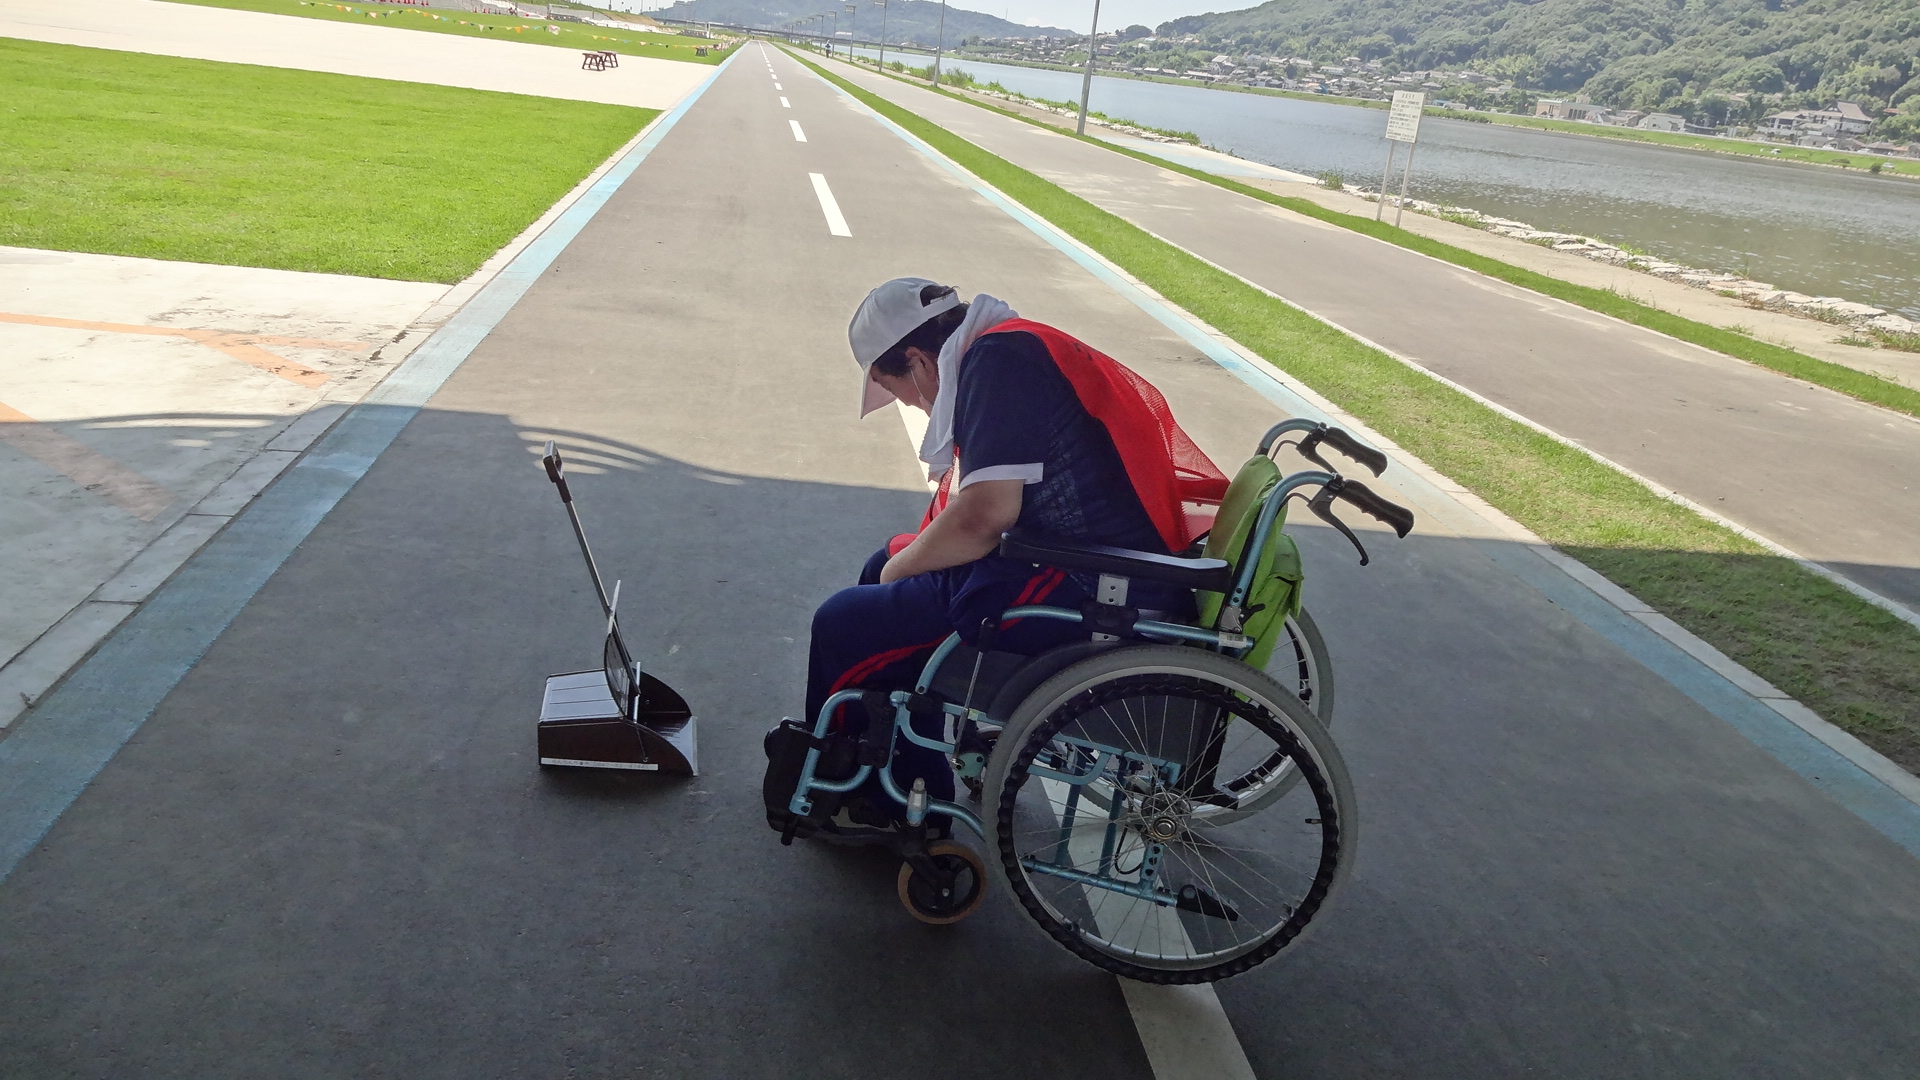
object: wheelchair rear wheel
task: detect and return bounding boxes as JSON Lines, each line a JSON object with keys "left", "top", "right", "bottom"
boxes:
{"left": 1064, "top": 609, "right": 1336, "bottom": 827}
{"left": 1269, "top": 608, "right": 1335, "bottom": 723}
{"left": 983, "top": 645, "right": 1356, "bottom": 983}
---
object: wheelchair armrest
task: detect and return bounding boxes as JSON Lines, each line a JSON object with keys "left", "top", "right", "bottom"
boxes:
{"left": 999, "top": 531, "right": 1234, "bottom": 593}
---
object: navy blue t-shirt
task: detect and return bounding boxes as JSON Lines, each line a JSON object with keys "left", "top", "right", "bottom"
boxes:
{"left": 942, "top": 330, "right": 1189, "bottom": 619}
{"left": 954, "top": 330, "right": 1165, "bottom": 552}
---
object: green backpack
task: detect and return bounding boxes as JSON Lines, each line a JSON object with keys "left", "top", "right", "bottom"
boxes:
{"left": 1194, "top": 455, "right": 1303, "bottom": 671}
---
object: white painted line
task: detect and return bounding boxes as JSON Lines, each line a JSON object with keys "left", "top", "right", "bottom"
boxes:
{"left": 1119, "top": 982, "right": 1258, "bottom": 1080}
{"left": 809, "top": 173, "right": 852, "bottom": 237}
{"left": 789, "top": 119, "right": 807, "bottom": 142}
{"left": 780, "top": 96, "right": 791, "bottom": 107}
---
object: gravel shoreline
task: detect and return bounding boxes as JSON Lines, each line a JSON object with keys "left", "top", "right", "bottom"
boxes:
{"left": 1349, "top": 187, "right": 1920, "bottom": 342}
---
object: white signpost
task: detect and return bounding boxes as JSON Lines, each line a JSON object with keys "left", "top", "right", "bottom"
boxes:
{"left": 1376, "top": 90, "right": 1426, "bottom": 227}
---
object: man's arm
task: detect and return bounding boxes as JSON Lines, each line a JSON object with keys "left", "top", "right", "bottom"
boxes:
{"left": 879, "top": 478, "right": 1024, "bottom": 584}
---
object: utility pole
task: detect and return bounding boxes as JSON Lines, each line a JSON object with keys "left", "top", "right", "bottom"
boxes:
{"left": 876, "top": 0, "right": 888, "bottom": 69}
{"left": 1075, "top": 0, "right": 1102, "bottom": 135}
{"left": 932, "top": 0, "right": 947, "bottom": 85}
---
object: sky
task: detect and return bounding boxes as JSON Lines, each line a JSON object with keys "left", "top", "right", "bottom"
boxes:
{"left": 952, "top": 0, "right": 1227, "bottom": 33}
{"left": 609, "top": 0, "right": 1235, "bottom": 34}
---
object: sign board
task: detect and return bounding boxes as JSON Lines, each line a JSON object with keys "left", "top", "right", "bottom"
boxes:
{"left": 1385, "top": 91, "right": 1426, "bottom": 143}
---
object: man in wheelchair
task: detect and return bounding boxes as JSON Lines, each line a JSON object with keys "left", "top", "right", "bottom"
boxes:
{"left": 780, "top": 277, "right": 1227, "bottom": 845}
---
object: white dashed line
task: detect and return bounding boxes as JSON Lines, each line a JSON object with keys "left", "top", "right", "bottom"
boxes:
{"left": 790, "top": 119, "right": 807, "bottom": 143}
{"left": 775, "top": 82, "right": 784, "bottom": 90}
{"left": 780, "top": 96, "right": 791, "bottom": 108}
{"left": 808, "top": 173, "right": 851, "bottom": 237}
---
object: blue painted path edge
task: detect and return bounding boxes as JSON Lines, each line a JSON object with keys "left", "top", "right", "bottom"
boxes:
{"left": 804, "top": 54, "right": 1920, "bottom": 860}
{"left": 0, "top": 52, "right": 738, "bottom": 884}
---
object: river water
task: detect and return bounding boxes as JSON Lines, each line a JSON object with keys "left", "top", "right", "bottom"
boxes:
{"left": 855, "top": 53, "right": 1920, "bottom": 319}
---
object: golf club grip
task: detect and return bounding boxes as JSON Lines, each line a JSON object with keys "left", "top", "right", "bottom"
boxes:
{"left": 1321, "top": 427, "right": 1388, "bottom": 477}
{"left": 1336, "top": 480, "right": 1415, "bottom": 538}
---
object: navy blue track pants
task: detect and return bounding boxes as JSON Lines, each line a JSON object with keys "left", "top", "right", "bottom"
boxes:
{"left": 803, "top": 548, "right": 1093, "bottom": 814}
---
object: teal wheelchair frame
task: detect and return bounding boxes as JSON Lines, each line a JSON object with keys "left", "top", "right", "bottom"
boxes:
{"left": 778, "top": 418, "right": 1414, "bottom": 982}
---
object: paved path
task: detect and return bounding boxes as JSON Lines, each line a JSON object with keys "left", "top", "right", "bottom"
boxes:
{"left": 1, "top": 0, "right": 712, "bottom": 108}
{"left": 2, "top": 44, "right": 1918, "bottom": 1080}
{"left": 0, "top": 247, "right": 445, "bottom": 727}
{"left": 829, "top": 58, "right": 1920, "bottom": 610}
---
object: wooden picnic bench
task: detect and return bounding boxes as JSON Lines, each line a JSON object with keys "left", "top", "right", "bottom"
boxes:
{"left": 581, "top": 50, "right": 618, "bottom": 71}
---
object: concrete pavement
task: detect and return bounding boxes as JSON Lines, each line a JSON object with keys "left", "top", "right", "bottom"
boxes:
{"left": 2, "top": 42, "right": 1919, "bottom": 1080}
{"left": 1, "top": 0, "right": 713, "bottom": 109}
{"left": 826, "top": 56, "right": 1920, "bottom": 611}
{"left": 0, "top": 247, "right": 445, "bottom": 728}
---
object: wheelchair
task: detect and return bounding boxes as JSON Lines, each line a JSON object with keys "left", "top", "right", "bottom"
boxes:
{"left": 765, "top": 418, "right": 1414, "bottom": 984}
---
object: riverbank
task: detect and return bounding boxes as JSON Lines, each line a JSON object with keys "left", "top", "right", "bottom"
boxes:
{"left": 848, "top": 49, "right": 1920, "bottom": 390}
{"left": 917, "top": 51, "right": 1920, "bottom": 180}
{"left": 1340, "top": 187, "right": 1920, "bottom": 357}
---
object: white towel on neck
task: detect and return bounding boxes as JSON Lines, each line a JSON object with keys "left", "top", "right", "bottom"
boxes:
{"left": 920, "top": 293, "right": 1018, "bottom": 472}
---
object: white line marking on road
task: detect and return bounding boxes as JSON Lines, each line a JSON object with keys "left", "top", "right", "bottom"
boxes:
{"left": 780, "top": 96, "right": 791, "bottom": 107}
{"left": 789, "top": 119, "right": 807, "bottom": 142}
{"left": 1120, "top": 983, "right": 1258, "bottom": 1080}
{"left": 775, "top": 82, "right": 784, "bottom": 90}
{"left": 809, "top": 172, "right": 851, "bottom": 236}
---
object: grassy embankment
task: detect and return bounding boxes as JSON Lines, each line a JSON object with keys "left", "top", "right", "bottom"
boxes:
{"left": 160, "top": 0, "right": 734, "bottom": 65}
{"left": 0, "top": 38, "right": 658, "bottom": 282}
{"left": 912, "top": 51, "right": 1920, "bottom": 179}
{"left": 791, "top": 50, "right": 1920, "bottom": 772}
{"left": 827, "top": 49, "right": 1920, "bottom": 422}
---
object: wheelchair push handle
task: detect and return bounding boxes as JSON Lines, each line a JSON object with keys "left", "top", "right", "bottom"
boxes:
{"left": 1258, "top": 419, "right": 1388, "bottom": 477}
{"left": 1311, "top": 427, "right": 1388, "bottom": 478}
{"left": 1308, "top": 477, "right": 1415, "bottom": 567}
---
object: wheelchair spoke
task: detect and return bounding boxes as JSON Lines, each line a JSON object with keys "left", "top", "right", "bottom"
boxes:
{"left": 993, "top": 652, "right": 1350, "bottom": 980}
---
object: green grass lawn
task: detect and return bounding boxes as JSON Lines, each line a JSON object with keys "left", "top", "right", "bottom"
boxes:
{"left": 795, "top": 49, "right": 1920, "bottom": 772}
{"left": 161, "top": 0, "right": 733, "bottom": 64}
{"left": 0, "top": 38, "right": 657, "bottom": 282}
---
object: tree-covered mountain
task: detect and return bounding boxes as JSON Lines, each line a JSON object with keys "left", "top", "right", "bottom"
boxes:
{"left": 1154, "top": 0, "right": 1920, "bottom": 136}
{"left": 655, "top": 0, "right": 1074, "bottom": 45}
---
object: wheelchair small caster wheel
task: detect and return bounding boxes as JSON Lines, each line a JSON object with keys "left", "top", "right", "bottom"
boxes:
{"left": 897, "top": 840, "right": 987, "bottom": 925}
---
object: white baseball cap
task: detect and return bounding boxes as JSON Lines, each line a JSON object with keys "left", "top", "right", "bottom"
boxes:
{"left": 848, "top": 277, "right": 962, "bottom": 417}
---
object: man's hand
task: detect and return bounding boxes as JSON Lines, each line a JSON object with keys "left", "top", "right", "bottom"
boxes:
{"left": 880, "top": 478, "right": 1024, "bottom": 584}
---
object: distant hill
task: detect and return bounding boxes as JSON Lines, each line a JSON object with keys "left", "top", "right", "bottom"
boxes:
{"left": 655, "top": 0, "right": 1076, "bottom": 46}
{"left": 1154, "top": 0, "right": 1920, "bottom": 136}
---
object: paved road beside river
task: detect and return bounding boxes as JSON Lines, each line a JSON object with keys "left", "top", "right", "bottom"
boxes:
{"left": 3, "top": 43, "right": 1919, "bottom": 1080}
{"left": 825, "top": 56, "right": 1920, "bottom": 611}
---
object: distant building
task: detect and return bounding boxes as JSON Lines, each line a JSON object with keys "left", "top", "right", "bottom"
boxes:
{"left": 1638, "top": 113, "right": 1686, "bottom": 132}
{"left": 1761, "top": 103, "right": 1874, "bottom": 137}
{"left": 1536, "top": 99, "right": 1607, "bottom": 122}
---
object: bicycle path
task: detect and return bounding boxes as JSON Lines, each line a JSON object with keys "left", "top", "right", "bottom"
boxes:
{"left": 1, "top": 43, "right": 1918, "bottom": 1080}
{"left": 822, "top": 56, "right": 1920, "bottom": 611}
